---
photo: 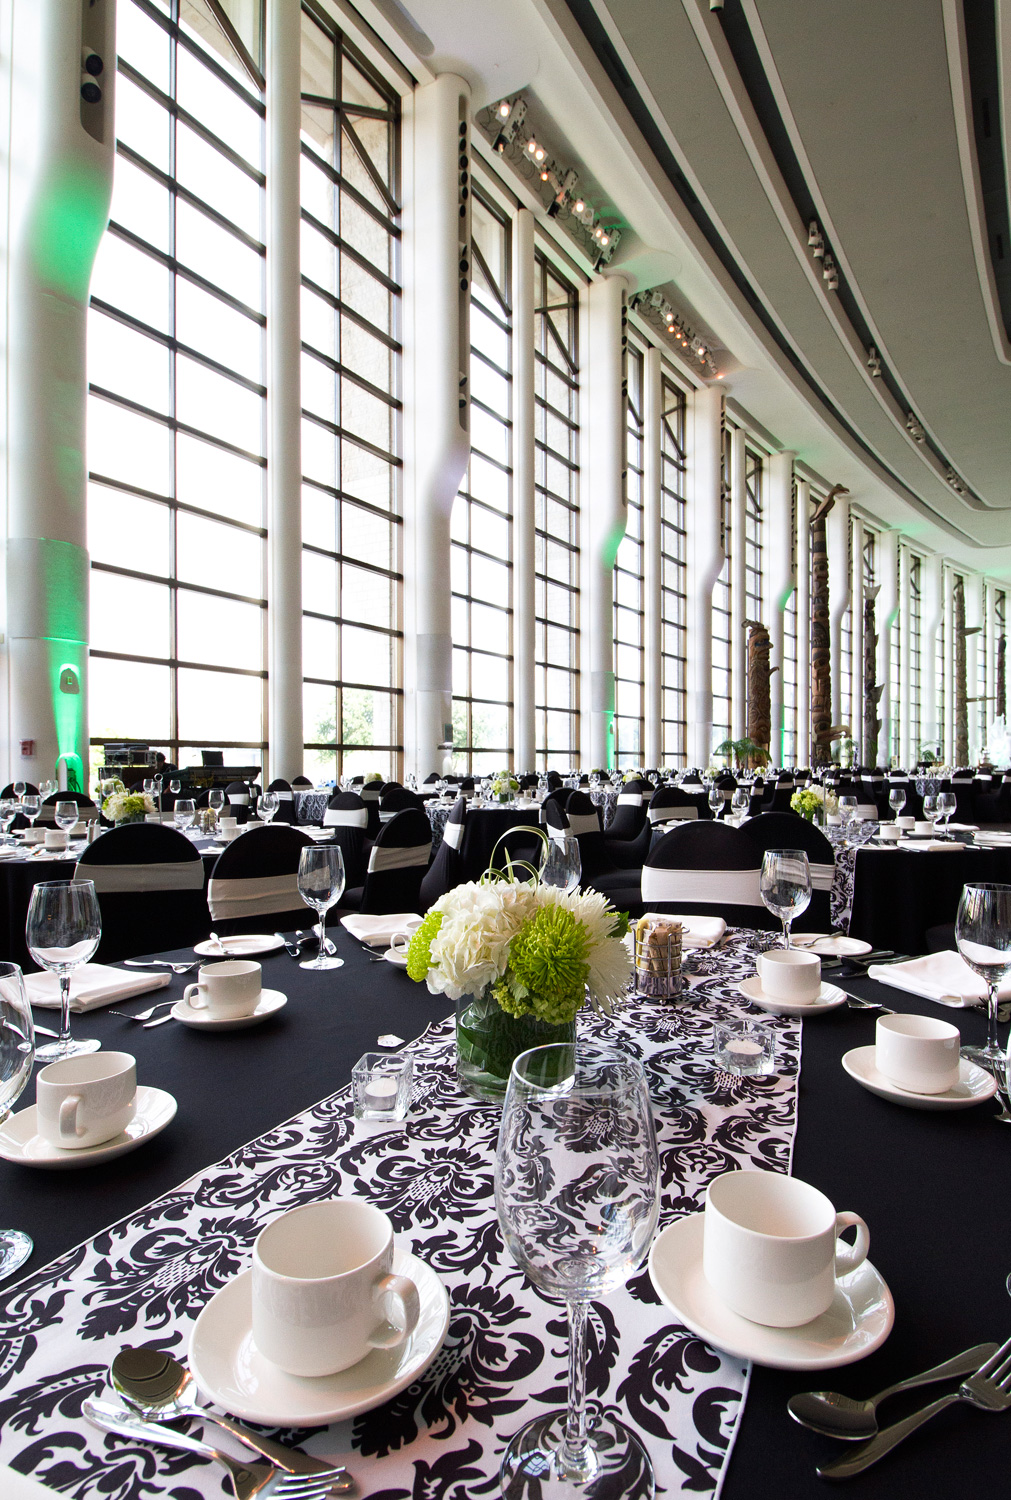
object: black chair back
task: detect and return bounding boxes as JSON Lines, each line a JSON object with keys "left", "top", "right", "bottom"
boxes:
{"left": 356, "top": 808, "right": 432, "bottom": 914}
{"left": 419, "top": 797, "right": 467, "bottom": 908}
{"left": 208, "top": 824, "right": 314, "bottom": 934}
{"left": 380, "top": 786, "right": 426, "bottom": 823}
{"left": 648, "top": 787, "right": 700, "bottom": 826}
{"left": 320, "top": 792, "right": 368, "bottom": 886}
{"left": 37, "top": 791, "right": 100, "bottom": 826}
{"left": 745, "top": 812, "right": 834, "bottom": 931}
{"left": 607, "top": 786, "right": 647, "bottom": 841}
{"left": 266, "top": 778, "right": 298, "bottom": 825}
{"left": 224, "top": 781, "right": 251, "bottom": 824}
{"left": 640, "top": 823, "right": 776, "bottom": 929}
{"left": 75, "top": 823, "right": 208, "bottom": 960}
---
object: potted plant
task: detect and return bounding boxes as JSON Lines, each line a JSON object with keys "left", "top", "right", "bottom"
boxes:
{"left": 713, "top": 736, "right": 771, "bottom": 770}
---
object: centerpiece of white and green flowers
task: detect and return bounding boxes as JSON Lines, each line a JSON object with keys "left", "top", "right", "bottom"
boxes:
{"left": 405, "top": 874, "right": 632, "bottom": 1099}
{"left": 791, "top": 785, "right": 838, "bottom": 824}
{"left": 490, "top": 772, "right": 519, "bottom": 804}
{"left": 102, "top": 786, "right": 156, "bottom": 824}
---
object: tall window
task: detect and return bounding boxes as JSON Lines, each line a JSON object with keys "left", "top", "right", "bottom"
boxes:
{"left": 660, "top": 374, "right": 688, "bottom": 765}
{"left": 711, "top": 430, "right": 732, "bottom": 752}
{"left": 451, "top": 191, "right": 513, "bottom": 773}
{"left": 779, "top": 484, "right": 800, "bottom": 765}
{"left": 299, "top": 6, "right": 402, "bottom": 782}
{"left": 976, "top": 582, "right": 989, "bottom": 753}
{"left": 889, "top": 547, "right": 902, "bottom": 764}
{"left": 909, "top": 554, "right": 922, "bottom": 754}
{"left": 613, "top": 342, "right": 643, "bottom": 766}
{"left": 935, "top": 573, "right": 946, "bottom": 757}
{"left": 534, "top": 251, "right": 580, "bottom": 767}
{"left": 744, "top": 449, "right": 763, "bottom": 623}
{"left": 87, "top": 0, "right": 268, "bottom": 773}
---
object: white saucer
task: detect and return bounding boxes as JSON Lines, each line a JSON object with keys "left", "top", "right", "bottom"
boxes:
{"left": 841, "top": 1046, "right": 997, "bottom": 1110}
{"left": 0, "top": 1086, "right": 177, "bottom": 1169}
{"left": 738, "top": 975, "right": 848, "bottom": 1018}
{"left": 648, "top": 1214, "right": 893, "bottom": 1371}
{"left": 189, "top": 1247, "right": 450, "bottom": 1426}
{"left": 194, "top": 934, "right": 285, "bottom": 959}
{"left": 792, "top": 934, "right": 873, "bottom": 958}
{"left": 383, "top": 947, "right": 408, "bottom": 968}
{"left": 171, "top": 989, "right": 287, "bottom": 1030}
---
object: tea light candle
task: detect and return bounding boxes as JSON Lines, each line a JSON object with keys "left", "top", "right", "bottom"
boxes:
{"left": 724, "top": 1039, "right": 763, "bottom": 1062}
{"left": 364, "top": 1074, "right": 399, "bottom": 1111}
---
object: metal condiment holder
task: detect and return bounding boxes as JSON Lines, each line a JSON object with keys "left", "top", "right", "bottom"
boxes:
{"left": 633, "top": 918, "right": 684, "bottom": 1000}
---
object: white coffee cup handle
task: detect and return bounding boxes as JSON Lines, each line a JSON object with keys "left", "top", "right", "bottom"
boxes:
{"left": 389, "top": 932, "right": 411, "bottom": 954}
{"left": 834, "top": 1212, "right": 870, "bottom": 1277}
{"left": 59, "top": 1094, "right": 83, "bottom": 1140}
{"left": 182, "top": 982, "right": 209, "bottom": 1010}
{"left": 368, "top": 1272, "right": 421, "bottom": 1350}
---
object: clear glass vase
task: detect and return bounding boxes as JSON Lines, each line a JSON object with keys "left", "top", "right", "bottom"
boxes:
{"left": 455, "top": 989, "right": 576, "bottom": 1101}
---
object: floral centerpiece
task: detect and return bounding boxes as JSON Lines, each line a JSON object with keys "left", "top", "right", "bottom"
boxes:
{"left": 363, "top": 771, "right": 383, "bottom": 784}
{"left": 791, "top": 786, "right": 837, "bottom": 824}
{"left": 406, "top": 875, "right": 632, "bottom": 1099}
{"left": 103, "top": 790, "right": 156, "bottom": 825}
{"left": 490, "top": 772, "right": 519, "bottom": 804}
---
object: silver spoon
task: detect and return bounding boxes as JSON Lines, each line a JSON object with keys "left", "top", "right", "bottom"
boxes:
{"left": 787, "top": 1341, "right": 998, "bottom": 1440}
{"left": 110, "top": 1347, "right": 353, "bottom": 1492}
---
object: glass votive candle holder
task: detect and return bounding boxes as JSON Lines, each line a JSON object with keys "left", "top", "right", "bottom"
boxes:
{"left": 713, "top": 1019, "right": 776, "bottom": 1078}
{"left": 352, "top": 1052, "right": 413, "bottom": 1121}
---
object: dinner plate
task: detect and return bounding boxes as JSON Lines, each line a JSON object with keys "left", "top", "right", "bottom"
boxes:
{"left": 841, "top": 1046, "right": 997, "bottom": 1110}
{"left": 170, "top": 989, "right": 287, "bottom": 1030}
{"left": 0, "top": 1086, "right": 177, "bottom": 1169}
{"left": 737, "top": 976, "right": 848, "bottom": 1018}
{"left": 648, "top": 1214, "right": 894, "bottom": 1371}
{"left": 193, "top": 934, "right": 285, "bottom": 958}
{"left": 189, "top": 1247, "right": 450, "bottom": 1425}
{"left": 383, "top": 947, "right": 408, "bottom": 968}
{"left": 792, "top": 934, "right": 873, "bottom": 958}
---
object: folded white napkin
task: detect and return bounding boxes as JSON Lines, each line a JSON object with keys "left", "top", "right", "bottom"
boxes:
{"left": 25, "top": 964, "right": 171, "bottom": 1013}
{"left": 0, "top": 1468, "right": 59, "bottom": 1498}
{"left": 868, "top": 950, "right": 1010, "bottom": 1008}
{"left": 946, "top": 822, "right": 979, "bottom": 832}
{"left": 896, "top": 840, "right": 970, "bottom": 852}
{"left": 340, "top": 913, "right": 422, "bottom": 947}
{"left": 974, "top": 831, "right": 1011, "bottom": 845}
{"left": 640, "top": 913, "right": 726, "bottom": 948}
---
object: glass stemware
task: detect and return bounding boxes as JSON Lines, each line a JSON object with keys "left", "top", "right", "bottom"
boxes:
{"left": 956, "top": 883, "right": 1011, "bottom": 1071}
{"left": 25, "top": 879, "right": 101, "bottom": 1060}
{"left": 922, "top": 791, "right": 937, "bottom": 824}
{"left": 838, "top": 795, "right": 857, "bottom": 845}
{"left": 0, "top": 799, "right": 16, "bottom": 848}
{"left": 208, "top": 789, "right": 226, "bottom": 823}
{"left": 760, "top": 848, "right": 812, "bottom": 948}
{"left": 169, "top": 778, "right": 182, "bottom": 796}
{"left": 38, "top": 779, "right": 57, "bottom": 799}
{"left": 297, "top": 846, "right": 345, "bottom": 970}
{"left": 54, "top": 800, "right": 78, "bottom": 838}
{"left": 708, "top": 786, "right": 723, "bottom": 818}
{"left": 174, "top": 799, "right": 196, "bottom": 834}
{"left": 495, "top": 1043, "right": 660, "bottom": 1500}
{"left": 0, "top": 964, "right": 35, "bottom": 1279}
{"left": 21, "top": 794, "right": 40, "bottom": 831}
{"left": 259, "top": 790, "right": 279, "bottom": 823}
{"left": 731, "top": 787, "right": 749, "bottom": 819}
{"left": 541, "top": 832, "right": 582, "bottom": 894}
{"left": 888, "top": 787, "right": 906, "bottom": 819}
{"left": 936, "top": 791, "right": 956, "bottom": 836}
{"left": 12, "top": 781, "right": 26, "bottom": 801}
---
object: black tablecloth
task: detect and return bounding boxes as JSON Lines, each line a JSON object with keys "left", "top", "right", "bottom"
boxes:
{"left": 4, "top": 937, "right": 1009, "bottom": 1499}
{"left": 849, "top": 844, "right": 1011, "bottom": 951}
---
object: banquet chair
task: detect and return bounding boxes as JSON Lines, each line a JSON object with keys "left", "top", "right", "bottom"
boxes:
{"left": 640, "top": 823, "right": 777, "bottom": 929}
{"left": 518, "top": 773, "right": 539, "bottom": 791}
{"left": 224, "top": 780, "right": 252, "bottom": 824}
{"left": 207, "top": 824, "right": 314, "bottom": 935}
{"left": 559, "top": 791, "right": 610, "bottom": 879}
{"left": 36, "top": 791, "right": 100, "bottom": 826}
{"left": 292, "top": 776, "right": 313, "bottom": 788}
{"left": 546, "top": 770, "right": 564, "bottom": 791}
{"left": 1, "top": 782, "right": 39, "bottom": 798}
{"left": 606, "top": 782, "right": 648, "bottom": 841}
{"left": 360, "top": 781, "right": 383, "bottom": 839}
{"left": 265, "top": 777, "right": 299, "bottom": 825}
{"left": 321, "top": 791, "right": 369, "bottom": 886}
{"left": 419, "top": 797, "right": 467, "bottom": 906}
{"left": 762, "top": 779, "right": 795, "bottom": 813}
{"left": 74, "top": 822, "right": 209, "bottom": 961}
{"left": 647, "top": 787, "right": 700, "bottom": 826}
{"left": 380, "top": 786, "right": 426, "bottom": 822}
{"left": 338, "top": 808, "right": 433, "bottom": 915}
{"left": 377, "top": 781, "right": 402, "bottom": 797}
{"left": 539, "top": 787, "right": 573, "bottom": 823}
{"left": 744, "top": 812, "right": 834, "bottom": 932}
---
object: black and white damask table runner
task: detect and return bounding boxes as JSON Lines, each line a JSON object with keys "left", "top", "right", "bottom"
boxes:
{"left": 0, "top": 934, "right": 799, "bottom": 1499}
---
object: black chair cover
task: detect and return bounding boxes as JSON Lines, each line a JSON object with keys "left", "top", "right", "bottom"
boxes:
{"left": 266, "top": 778, "right": 299, "bottom": 825}
{"left": 75, "top": 823, "right": 209, "bottom": 961}
{"left": 339, "top": 808, "right": 433, "bottom": 915}
{"left": 224, "top": 781, "right": 251, "bottom": 825}
{"left": 744, "top": 812, "right": 834, "bottom": 932}
{"left": 37, "top": 792, "right": 99, "bottom": 826}
{"left": 640, "top": 823, "right": 777, "bottom": 930}
{"left": 419, "top": 797, "right": 467, "bottom": 908}
{"left": 321, "top": 792, "right": 368, "bottom": 886}
{"left": 208, "top": 825, "right": 314, "bottom": 934}
{"left": 648, "top": 787, "right": 700, "bottom": 826}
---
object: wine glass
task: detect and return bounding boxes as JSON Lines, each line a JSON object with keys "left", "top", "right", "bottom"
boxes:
{"left": 731, "top": 787, "right": 750, "bottom": 820}
{"left": 0, "top": 964, "right": 35, "bottom": 1279}
{"left": 495, "top": 1043, "right": 660, "bottom": 1500}
{"left": 12, "top": 781, "right": 25, "bottom": 801}
{"left": 0, "top": 799, "right": 16, "bottom": 848}
{"left": 760, "top": 849, "right": 812, "bottom": 948}
{"left": 838, "top": 795, "right": 857, "bottom": 844}
{"left": 922, "top": 791, "right": 937, "bottom": 824}
{"left": 297, "top": 846, "right": 345, "bottom": 970}
{"left": 888, "top": 787, "right": 906, "bottom": 820}
{"left": 54, "top": 800, "right": 78, "bottom": 839}
{"left": 708, "top": 786, "right": 723, "bottom": 818}
{"left": 39, "top": 779, "right": 57, "bottom": 799}
{"left": 956, "top": 884, "right": 1011, "bottom": 1071}
{"left": 174, "top": 798, "right": 196, "bottom": 834}
{"left": 541, "top": 833, "right": 582, "bottom": 894}
{"left": 20, "top": 794, "right": 40, "bottom": 834}
{"left": 25, "top": 879, "right": 101, "bottom": 1060}
{"left": 143, "top": 778, "right": 155, "bottom": 798}
{"left": 937, "top": 791, "right": 956, "bottom": 836}
{"left": 169, "top": 778, "right": 181, "bottom": 796}
{"left": 208, "top": 789, "right": 225, "bottom": 823}
{"left": 259, "top": 790, "right": 279, "bottom": 824}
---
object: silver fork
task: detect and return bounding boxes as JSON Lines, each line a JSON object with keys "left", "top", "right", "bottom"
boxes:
{"left": 123, "top": 959, "right": 200, "bottom": 974}
{"left": 818, "top": 1335, "right": 1011, "bottom": 1478}
{"left": 108, "top": 1000, "right": 178, "bottom": 1022}
{"left": 843, "top": 993, "right": 895, "bottom": 1014}
{"left": 84, "top": 1398, "right": 333, "bottom": 1500}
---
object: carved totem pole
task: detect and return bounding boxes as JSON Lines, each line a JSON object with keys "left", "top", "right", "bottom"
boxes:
{"left": 952, "top": 576, "right": 981, "bottom": 765}
{"left": 998, "top": 634, "right": 1007, "bottom": 721}
{"left": 743, "top": 619, "right": 775, "bottom": 758}
{"left": 809, "top": 484, "right": 849, "bottom": 766}
{"left": 863, "top": 585, "right": 882, "bottom": 764}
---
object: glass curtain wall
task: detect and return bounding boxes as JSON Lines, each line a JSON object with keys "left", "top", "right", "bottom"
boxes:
{"left": 744, "top": 449, "right": 763, "bottom": 623}
{"left": 299, "top": 4, "right": 403, "bottom": 782}
{"left": 613, "top": 343, "right": 643, "bottom": 767}
{"left": 711, "top": 426, "right": 732, "bottom": 753}
{"left": 908, "top": 553, "right": 921, "bottom": 754}
{"left": 451, "top": 191, "right": 514, "bottom": 773}
{"left": 534, "top": 251, "right": 581, "bottom": 767}
{"left": 87, "top": 0, "right": 268, "bottom": 776}
{"left": 660, "top": 374, "right": 688, "bottom": 766}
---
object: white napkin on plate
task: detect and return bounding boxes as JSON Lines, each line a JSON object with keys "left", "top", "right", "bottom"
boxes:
{"left": 0, "top": 1467, "right": 60, "bottom": 1498}
{"left": 25, "top": 964, "right": 171, "bottom": 1013}
{"left": 867, "top": 950, "right": 1009, "bottom": 1008}
{"left": 640, "top": 913, "right": 726, "bottom": 948}
{"left": 896, "top": 840, "right": 971, "bottom": 852}
{"left": 341, "top": 913, "right": 422, "bottom": 947}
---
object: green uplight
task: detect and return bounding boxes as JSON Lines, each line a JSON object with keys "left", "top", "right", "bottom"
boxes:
{"left": 31, "top": 166, "right": 109, "bottom": 302}
{"left": 53, "top": 659, "right": 85, "bottom": 794}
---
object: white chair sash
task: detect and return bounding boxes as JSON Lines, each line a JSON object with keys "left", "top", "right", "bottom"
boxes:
{"left": 856, "top": 804, "right": 879, "bottom": 820}
{"left": 361, "top": 786, "right": 382, "bottom": 801}
{"left": 378, "top": 810, "right": 399, "bottom": 823}
{"left": 567, "top": 812, "right": 600, "bottom": 836}
{"left": 641, "top": 866, "right": 763, "bottom": 906}
{"left": 367, "top": 841, "right": 431, "bottom": 874}
{"left": 74, "top": 861, "right": 204, "bottom": 894}
{"left": 648, "top": 805, "right": 697, "bottom": 824}
{"left": 276, "top": 790, "right": 294, "bottom": 802}
{"left": 810, "top": 861, "right": 834, "bottom": 892}
{"left": 323, "top": 807, "right": 367, "bottom": 828}
{"left": 208, "top": 872, "right": 302, "bottom": 920}
{"left": 443, "top": 819, "right": 465, "bottom": 850}
{"left": 617, "top": 792, "right": 642, "bottom": 807}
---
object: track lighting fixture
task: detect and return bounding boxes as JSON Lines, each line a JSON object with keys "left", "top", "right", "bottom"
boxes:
{"left": 867, "top": 346, "right": 882, "bottom": 378}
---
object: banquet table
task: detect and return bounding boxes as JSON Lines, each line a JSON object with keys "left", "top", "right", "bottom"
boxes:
{"left": 847, "top": 840, "right": 1011, "bottom": 950}
{"left": 1, "top": 930, "right": 1009, "bottom": 1499}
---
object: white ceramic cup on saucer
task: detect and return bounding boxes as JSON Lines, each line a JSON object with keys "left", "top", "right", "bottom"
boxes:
{"left": 914, "top": 820, "right": 935, "bottom": 835}
{"left": 182, "top": 960, "right": 261, "bottom": 1019}
{"left": 388, "top": 930, "right": 416, "bottom": 955}
{"left": 875, "top": 1013, "right": 960, "bottom": 1094}
{"left": 44, "top": 829, "right": 67, "bottom": 850}
{"left": 252, "top": 1198, "right": 421, "bottom": 1376}
{"left": 218, "top": 816, "right": 238, "bottom": 833}
{"left": 756, "top": 948, "right": 821, "bottom": 1003}
{"left": 703, "top": 1170, "right": 870, "bottom": 1327}
{"left": 895, "top": 816, "right": 915, "bottom": 830}
{"left": 878, "top": 824, "right": 902, "bottom": 841}
{"left": 36, "top": 1051, "right": 137, "bottom": 1149}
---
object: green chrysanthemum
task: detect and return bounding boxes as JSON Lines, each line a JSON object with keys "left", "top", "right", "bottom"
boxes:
{"left": 406, "top": 909, "right": 443, "bottom": 981}
{"left": 505, "top": 903, "right": 590, "bottom": 1024}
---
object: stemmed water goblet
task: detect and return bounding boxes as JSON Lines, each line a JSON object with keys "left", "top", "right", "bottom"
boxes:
{"left": 54, "top": 800, "right": 79, "bottom": 842}
{"left": 38, "top": 779, "right": 57, "bottom": 799}
{"left": 760, "top": 848, "right": 812, "bottom": 948}
{"left": 955, "top": 883, "right": 1011, "bottom": 1072}
{"left": 12, "top": 781, "right": 26, "bottom": 802}
{"left": 708, "top": 785, "right": 724, "bottom": 819}
{"left": 25, "top": 879, "right": 101, "bottom": 1060}
{"left": 936, "top": 791, "right": 956, "bottom": 837}
{"left": 888, "top": 787, "right": 906, "bottom": 821}
{"left": 731, "top": 787, "right": 750, "bottom": 821}
{"left": 838, "top": 795, "right": 857, "bottom": 846}
{"left": 259, "top": 790, "right": 279, "bottom": 824}
{"left": 541, "top": 832, "right": 582, "bottom": 894}
{"left": 0, "top": 964, "right": 35, "bottom": 1279}
{"left": 922, "top": 791, "right": 937, "bottom": 825}
{"left": 297, "top": 846, "right": 345, "bottom": 970}
{"left": 207, "top": 789, "right": 225, "bottom": 827}
{"left": 169, "top": 778, "right": 181, "bottom": 797}
{"left": 174, "top": 799, "right": 196, "bottom": 835}
{"left": 20, "top": 794, "right": 40, "bottom": 836}
{"left": 0, "top": 799, "right": 17, "bottom": 848}
{"left": 495, "top": 1043, "right": 660, "bottom": 1499}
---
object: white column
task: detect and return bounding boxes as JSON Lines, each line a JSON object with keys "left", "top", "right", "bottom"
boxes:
{"left": 582, "top": 274, "right": 629, "bottom": 769}
{"left": 943, "top": 566, "right": 955, "bottom": 762}
{"left": 920, "top": 553, "right": 942, "bottom": 753}
{"left": 643, "top": 345, "right": 662, "bottom": 767}
{"left": 729, "top": 424, "right": 747, "bottom": 741}
{"left": 767, "top": 451, "right": 796, "bottom": 766}
{"left": 850, "top": 514, "right": 865, "bottom": 760}
{"left": 688, "top": 386, "right": 725, "bottom": 766}
{"left": 827, "top": 494, "right": 851, "bottom": 734}
{"left": 511, "top": 208, "right": 535, "bottom": 772}
{"left": 406, "top": 74, "right": 471, "bottom": 778}
{"left": 875, "top": 529, "right": 898, "bottom": 764}
{"left": 4, "top": 0, "right": 116, "bottom": 793}
{"left": 966, "top": 574, "right": 984, "bottom": 758}
{"left": 795, "top": 479, "right": 811, "bottom": 765}
{"left": 266, "top": 0, "right": 302, "bottom": 782}
{"left": 898, "top": 546, "right": 912, "bottom": 766}
{"left": 986, "top": 581, "right": 998, "bottom": 742}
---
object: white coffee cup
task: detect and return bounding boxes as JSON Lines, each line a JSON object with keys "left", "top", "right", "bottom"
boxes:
{"left": 182, "top": 959, "right": 261, "bottom": 1018}
{"left": 36, "top": 1051, "right": 137, "bottom": 1149}
{"left": 44, "top": 829, "right": 67, "bottom": 850}
{"left": 878, "top": 824, "right": 902, "bottom": 841}
{"left": 896, "top": 816, "right": 915, "bottom": 830}
{"left": 23, "top": 829, "right": 45, "bottom": 845}
{"left": 915, "top": 820, "right": 935, "bottom": 835}
{"left": 756, "top": 948, "right": 821, "bottom": 1003}
{"left": 388, "top": 922, "right": 422, "bottom": 955}
{"left": 218, "top": 817, "right": 238, "bottom": 832}
{"left": 875, "top": 1012, "right": 960, "bottom": 1094}
{"left": 252, "top": 1199, "right": 421, "bottom": 1376}
{"left": 703, "top": 1170, "right": 870, "bottom": 1327}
